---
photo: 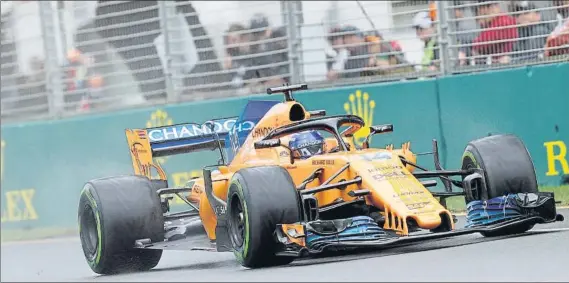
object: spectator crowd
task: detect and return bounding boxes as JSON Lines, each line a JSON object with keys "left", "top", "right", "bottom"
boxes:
{"left": 1, "top": 0, "right": 568, "bottom": 119}
{"left": 457, "top": 0, "right": 569, "bottom": 65}
{"left": 223, "top": 14, "right": 290, "bottom": 93}
{"left": 222, "top": 0, "right": 568, "bottom": 88}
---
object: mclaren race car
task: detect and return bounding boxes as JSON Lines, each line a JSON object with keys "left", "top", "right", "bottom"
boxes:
{"left": 78, "top": 84, "right": 563, "bottom": 274}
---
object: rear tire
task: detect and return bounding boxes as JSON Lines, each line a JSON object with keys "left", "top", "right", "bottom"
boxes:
{"left": 78, "top": 175, "right": 164, "bottom": 274}
{"left": 226, "top": 166, "right": 301, "bottom": 268}
{"left": 461, "top": 134, "right": 538, "bottom": 237}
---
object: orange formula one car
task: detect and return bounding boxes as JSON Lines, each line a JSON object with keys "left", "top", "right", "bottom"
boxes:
{"left": 78, "top": 84, "right": 563, "bottom": 274}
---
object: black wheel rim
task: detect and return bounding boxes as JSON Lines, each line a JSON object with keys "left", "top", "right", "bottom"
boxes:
{"left": 229, "top": 194, "right": 245, "bottom": 248}
{"left": 463, "top": 158, "right": 480, "bottom": 200}
{"left": 80, "top": 204, "right": 99, "bottom": 260}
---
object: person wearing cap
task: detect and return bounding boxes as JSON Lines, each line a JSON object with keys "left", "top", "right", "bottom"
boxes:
{"left": 471, "top": 0, "right": 518, "bottom": 64}
{"left": 510, "top": 2, "right": 552, "bottom": 62}
{"left": 412, "top": 11, "right": 439, "bottom": 71}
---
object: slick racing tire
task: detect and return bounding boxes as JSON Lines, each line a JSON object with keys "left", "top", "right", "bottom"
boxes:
{"left": 227, "top": 166, "right": 302, "bottom": 268}
{"left": 461, "top": 134, "right": 538, "bottom": 237}
{"left": 78, "top": 175, "right": 164, "bottom": 274}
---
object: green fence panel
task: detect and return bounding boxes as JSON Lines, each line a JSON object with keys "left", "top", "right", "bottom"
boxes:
{"left": 439, "top": 63, "right": 569, "bottom": 187}
{"left": 2, "top": 62, "right": 567, "bottom": 238}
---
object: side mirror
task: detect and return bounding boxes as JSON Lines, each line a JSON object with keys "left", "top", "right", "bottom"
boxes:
{"left": 254, "top": 138, "right": 297, "bottom": 165}
{"left": 363, "top": 124, "right": 393, "bottom": 149}
{"left": 370, "top": 124, "right": 393, "bottom": 134}
{"left": 254, "top": 139, "right": 281, "bottom": 149}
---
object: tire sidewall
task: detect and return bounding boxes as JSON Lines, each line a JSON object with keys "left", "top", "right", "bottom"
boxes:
{"left": 78, "top": 176, "right": 164, "bottom": 274}
{"left": 461, "top": 134, "right": 539, "bottom": 201}
{"left": 226, "top": 166, "right": 301, "bottom": 268}
{"left": 78, "top": 183, "right": 107, "bottom": 273}
{"left": 227, "top": 176, "right": 251, "bottom": 265}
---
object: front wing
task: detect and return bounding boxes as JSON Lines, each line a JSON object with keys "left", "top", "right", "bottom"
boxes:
{"left": 133, "top": 192, "right": 563, "bottom": 257}
{"left": 274, "top": 192, "right": 564, "bottom": 257}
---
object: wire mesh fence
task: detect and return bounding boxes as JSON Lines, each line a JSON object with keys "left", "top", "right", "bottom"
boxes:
{"left": 63, "top": 1, "right": 161, "bottom": 115}
{"left": 444, "top": 0, "right": 569, "bottom": 74}
{"left": 1, "top": 2, "right": 52, "bottom": 120}
{"left": 167, "top": 1, "right": 292, "bottom": 99}
{"left": 1, "top": 0, "right": 568, "bottom": 123}
{"left": 298, "top": 0, "right": 442, "bottom": 88}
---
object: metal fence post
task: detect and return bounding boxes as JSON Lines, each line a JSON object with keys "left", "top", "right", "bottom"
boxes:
{"left": 158, "top": 1, "right": 180, "bottom": 103}
{"left": 280, "top": 1, "right": 287, "bottom": 33}
{"left": 436, "top": 0, "right": 451, "bottom": 75}
{"left": 294, "top": 1, "right": 305, "bottom": 83}
{"left": 38, "top": 1, "right": 64, "bottom": 118}
{"left": 445, "top": 1, "right": 458, "bottom": 72}
{"left": 284, "top": 1, "right": 303, "bottom": 84}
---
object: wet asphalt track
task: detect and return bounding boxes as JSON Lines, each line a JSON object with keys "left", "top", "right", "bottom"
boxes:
{"left": 2, "top": 210, "right": 569, "bottom": 282}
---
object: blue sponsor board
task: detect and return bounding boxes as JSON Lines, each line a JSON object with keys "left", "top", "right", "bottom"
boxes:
{"left": 147, "top": 117, "right": 236, "bottom": 151}
{"left": 146, "top": 100, "right": 280, "bottom": 160}
{"left": 147, "top": 117, "right": 237, "bottom": 143}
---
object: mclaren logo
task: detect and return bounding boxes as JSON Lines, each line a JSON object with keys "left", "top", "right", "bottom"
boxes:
{"left": 146, "top": 109, "right": 173, "bottom": 165}
{"left": 344, "top": 90, "right": 375, "bottom": 146}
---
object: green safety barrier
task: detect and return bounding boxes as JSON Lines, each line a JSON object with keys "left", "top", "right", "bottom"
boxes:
{"left": 1, "top": 63, "right": 568, "bottom": 238}
{"left": 439, "top": 63, "right": 569, "bottom": 185}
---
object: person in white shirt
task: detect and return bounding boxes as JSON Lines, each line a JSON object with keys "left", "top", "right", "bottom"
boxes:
{"left": 325, "top": 26, "right": 350, "bottom": 80}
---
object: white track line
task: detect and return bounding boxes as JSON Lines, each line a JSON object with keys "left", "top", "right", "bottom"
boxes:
{"left": 3, "top": 209, "right": 568, "bottom": 246}
{"left": 3, "top": 228, "right": 568, "bottom": 247}
{"left": 532, "top": 227, "right": 569, "bottom": 232}
{"left": 1, "top": 236, "right": 79, "bottom": 246}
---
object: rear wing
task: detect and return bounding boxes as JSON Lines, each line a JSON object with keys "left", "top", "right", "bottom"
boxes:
{"left": 125, "top": 117, "right": 236, "bottom": 180}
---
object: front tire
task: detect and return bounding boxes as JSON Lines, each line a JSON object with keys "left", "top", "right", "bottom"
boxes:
{"left": 78, "top": 175, "right": 164, "bottom": 274}
{"left": 226, "top": 166, "right": 301, "bottom": 268}
{"left": 461, "top": 134, "right": 538, "bottom": 237}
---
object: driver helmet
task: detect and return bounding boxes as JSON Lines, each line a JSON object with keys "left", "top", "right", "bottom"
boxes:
{"left": 289, "top": 130, "right": 325, "bottom": 159}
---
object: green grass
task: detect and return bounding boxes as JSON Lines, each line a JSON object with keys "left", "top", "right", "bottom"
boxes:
{"left": 542, "top": 185, "right": 569, "bottom": 206}
{"left": 445, "top": 185, "right": 569, "bottom": 213}
{"left": 2, "top": 186, "right": 568, "bottom": 243}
